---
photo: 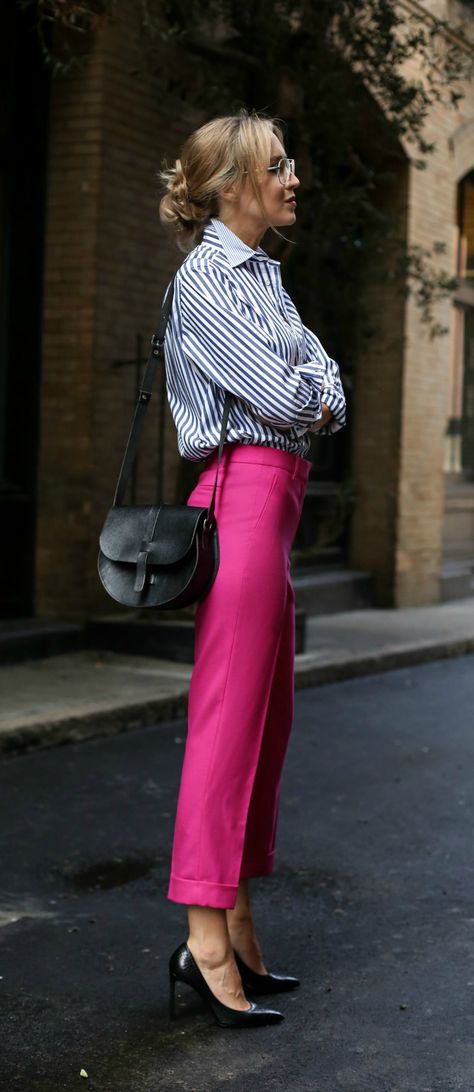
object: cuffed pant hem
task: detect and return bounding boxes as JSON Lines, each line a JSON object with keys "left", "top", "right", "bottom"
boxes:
{"left": 240, "top": 850, "right": 275, "bottom": 881}
{"left": 167, "top": 873, "right": 238, "bottom": 909}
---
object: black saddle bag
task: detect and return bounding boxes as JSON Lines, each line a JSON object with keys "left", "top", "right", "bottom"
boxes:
{"left": 97, "top": 276, "right": 231, "bottom": 610}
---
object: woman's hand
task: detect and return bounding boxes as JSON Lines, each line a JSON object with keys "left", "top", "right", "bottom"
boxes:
{"left": 313, "top": 401, "right": 333, "bottom": 431}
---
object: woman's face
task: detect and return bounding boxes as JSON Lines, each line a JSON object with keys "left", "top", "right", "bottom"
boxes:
{"left": 252, "top": 133, "right": 300, "bottom": 228}
{"left": 218, "top": 133, "right": 300, "bottom": 239}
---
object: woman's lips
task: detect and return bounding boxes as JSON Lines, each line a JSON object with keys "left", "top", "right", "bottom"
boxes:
{"left": 285, "top": 198, "right": 296, "bottom": 205}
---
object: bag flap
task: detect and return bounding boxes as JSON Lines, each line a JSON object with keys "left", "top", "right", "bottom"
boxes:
{"left": 99, "top": 504, "right": 207, "bottom": 565}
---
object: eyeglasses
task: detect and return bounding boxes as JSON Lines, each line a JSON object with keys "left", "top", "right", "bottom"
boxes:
{"left": 267, "top": 158, "right": 296, "bottom": 185}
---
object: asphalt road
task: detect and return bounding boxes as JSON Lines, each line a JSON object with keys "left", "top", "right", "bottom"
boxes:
{"left": 1, "top": 655, "right": 474, "bottom": 1092}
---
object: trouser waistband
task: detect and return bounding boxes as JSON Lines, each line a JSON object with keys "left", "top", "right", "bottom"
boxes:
{"left": 202, "top": 442, "right": 312, "bottom": 481}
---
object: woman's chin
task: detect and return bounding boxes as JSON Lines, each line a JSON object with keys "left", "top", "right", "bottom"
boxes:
{"left": 274, "top": 209, "right": 297, "bottom": 225}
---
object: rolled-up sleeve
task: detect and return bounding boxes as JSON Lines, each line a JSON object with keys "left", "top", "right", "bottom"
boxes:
{"left": 178, "top": 262, "right": 326, "bottom": 432}
{"left": 300, "top": 323, "right": 346, "bottom": 435}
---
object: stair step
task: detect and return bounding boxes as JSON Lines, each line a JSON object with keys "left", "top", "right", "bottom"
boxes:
{"left": 441, "top": 560, "right": 474, "bottom": 603}
{"left": 86, "top": 615, "right": 195, "bottom": 664}
{"left": 86, "top": 608, "right": 307, "bottom": 663}
{"left": 1, "top": 567, "right": 373, "bottom": 667}
{"left": 292, "top": 568, "right": 374, "bottom": 615}
{"left": 0, "top": 618, "right": 84, "bottom": 664}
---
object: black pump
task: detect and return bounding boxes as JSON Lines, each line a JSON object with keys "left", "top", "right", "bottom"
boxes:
{"left": 168, "top": 942, "right": 284, "bottom": 1028}
{"left": 234, "top": 950, "right": 300, "bottom": 995}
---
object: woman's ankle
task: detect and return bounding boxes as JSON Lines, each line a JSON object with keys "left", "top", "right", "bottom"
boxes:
{"left": 226, "top": 911, "right": 258, "bottom": 946}
{"left": 186, "top": 905, "right": 232, "bottom": 967}
{"left": 227, "top": 908, "right": 253, "bottom": 927}
{"left": 187, "top": 935, "right": 234, "bottom": 969}
{"left": 226, "top": 919, "right": 267, "bottom": 974}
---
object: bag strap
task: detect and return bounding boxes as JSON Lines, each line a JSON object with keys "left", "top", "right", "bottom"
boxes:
{"left": 205, "top": 391, "right": 232, "bottom": 530}
{"left": 113, "top": 274, "right": 232, "bottom": 524}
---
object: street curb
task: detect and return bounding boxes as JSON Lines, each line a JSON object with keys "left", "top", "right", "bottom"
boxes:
{"left": 1, "top": 634, "right": 474, "bottom": 757}
{"left": 294, "top": 634, "right": 474, "bottom": 689}
{"left": 0, "top": 690, "right": 189, "bottom": 757}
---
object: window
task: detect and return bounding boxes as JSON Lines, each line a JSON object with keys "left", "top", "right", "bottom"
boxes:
{"left": 446, "top": 171, "right": 474, "bottom": 479}
{"left": 458, "top": 170, "right": 474, "bottom": 281}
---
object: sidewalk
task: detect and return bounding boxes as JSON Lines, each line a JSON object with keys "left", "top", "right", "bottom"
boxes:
{"left": 1, "top": 597, "right": 474, "bottom": 755}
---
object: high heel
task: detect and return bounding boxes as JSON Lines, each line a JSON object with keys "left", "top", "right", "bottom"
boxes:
{"left": 169, "top": 969, "right": 177, "bottom": 1020}
{"left": 234, "top": 950, "right": 300, "bottom": 995}
{"left": 168, "top": 942, "right": 284, "bottom": 1028}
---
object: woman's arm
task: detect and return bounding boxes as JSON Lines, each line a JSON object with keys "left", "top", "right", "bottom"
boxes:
{"left": 300, "top": 323, "right": 346, "bottom": 436}
{"left": 313, "top": 402, "right": 334, "bottom": 431}
{"left": 177, "top": 262, "right": 327, "bottom": 432}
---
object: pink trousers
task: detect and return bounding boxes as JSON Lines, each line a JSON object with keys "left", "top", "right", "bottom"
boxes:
{"left": 167, "top": 442, "right": 311, "bottom": 909}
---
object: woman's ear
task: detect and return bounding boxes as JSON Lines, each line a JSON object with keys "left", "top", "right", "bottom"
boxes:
{"left": 218, "top": 183, "right": 238, "bottom": 204}
{"left": 218, "top": 171, "right": 245, "bottom": 204}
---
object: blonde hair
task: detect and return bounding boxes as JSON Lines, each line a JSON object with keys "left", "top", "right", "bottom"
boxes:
{"left": 158, "top": 109, "right": 285, "bottom": 250}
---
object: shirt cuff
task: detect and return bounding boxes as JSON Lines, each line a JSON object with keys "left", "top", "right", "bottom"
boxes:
{"left": 298, "top": 359, "right": 326, "bottom": 386}
{"left": 310, "top": 384, "right": 346, "bottom": 435}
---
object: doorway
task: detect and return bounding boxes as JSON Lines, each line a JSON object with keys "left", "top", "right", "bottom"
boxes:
{"left": 0, "top": 2, "right": 49, "bottom": 617}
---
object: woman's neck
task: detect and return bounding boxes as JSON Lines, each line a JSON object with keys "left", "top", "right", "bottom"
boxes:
{"left": 216, "top": 213, "right": 265, "bottom": 251}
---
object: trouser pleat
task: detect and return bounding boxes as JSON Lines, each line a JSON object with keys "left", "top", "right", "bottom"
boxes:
{"left": 240, "top": 567, "right": 295, "bottom": 880}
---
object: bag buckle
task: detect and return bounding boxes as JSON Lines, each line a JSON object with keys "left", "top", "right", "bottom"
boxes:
{"left": 150, "top": 333, "right": 164, "bottom": 359}
{"left": 134, "top": 547, "right": 149, "bottom": 592}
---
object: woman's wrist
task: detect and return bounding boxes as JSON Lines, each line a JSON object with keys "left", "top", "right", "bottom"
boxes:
{"left": 318, "top": 401, "right": 333, "bottom": 428}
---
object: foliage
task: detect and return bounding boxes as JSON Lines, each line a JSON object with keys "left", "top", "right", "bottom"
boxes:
{"left": 20, "top": 0, "right": 473, "bottom": 348}
{"left": 139, "top": 0, "right": 473, "bottom": 353}
{"left": 143, "top": 0, "right": 470, "bottom": 151}
{"left": 16, "top": 0, "right": 112, "bottom": 74}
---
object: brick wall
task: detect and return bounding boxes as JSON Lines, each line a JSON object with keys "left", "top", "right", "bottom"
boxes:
{"left": 349, "top": 163, "right": 409, "bottom": 605}
{"left": 394, "top": 5, "right": 474, "bottom": 605}
{"left": 35, "top": 42, "right": 103, "bottom": 617}
{"left": 350, "top": 0, "right": 474, "bottom": 606}
{"left": 36, "top": 2, "right": 202, "bottom": 618}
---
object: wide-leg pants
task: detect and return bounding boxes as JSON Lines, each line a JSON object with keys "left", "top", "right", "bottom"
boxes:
{"left": 167, "top": 442, "right": 312, "bottom": 909}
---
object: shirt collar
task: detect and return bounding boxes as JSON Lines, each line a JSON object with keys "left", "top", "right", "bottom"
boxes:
{"left": 203, "top": 217, "right": 279, "bottom": 269}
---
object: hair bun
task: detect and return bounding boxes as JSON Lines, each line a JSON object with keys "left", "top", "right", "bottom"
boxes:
{"left": 159, "top": 157, "right": 208, "bottom": 246}
{"left": 172, "top": 159, "right": 190, "bottom": 212}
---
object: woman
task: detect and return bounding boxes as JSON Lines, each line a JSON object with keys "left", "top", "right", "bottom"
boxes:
{"left": 159, "top": 109, "right": 346, "bottom": 1028}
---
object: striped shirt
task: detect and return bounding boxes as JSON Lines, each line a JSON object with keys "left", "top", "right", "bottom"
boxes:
{"left": 164, "top": 216, "right": 346, "bottom": 462}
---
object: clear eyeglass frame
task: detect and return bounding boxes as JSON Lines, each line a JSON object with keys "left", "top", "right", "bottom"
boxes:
{"left": 267, "top": 157, "right": 296, "bottom": 185}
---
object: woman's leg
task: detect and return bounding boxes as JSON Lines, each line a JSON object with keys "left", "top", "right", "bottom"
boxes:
{"left": 168, "top": 462, "right": 292, "bottom": 908}
{"left": 226, "top": 567, "right": 295, "bottom": 974}
{"left": 186, "top": 905, "right": 250, "bottom": 1011}
{"left": 226, "top": 879, "right": 267, "bottom": 975}
{"left": 239, "top": 565, "right": 295, "bottom": 887}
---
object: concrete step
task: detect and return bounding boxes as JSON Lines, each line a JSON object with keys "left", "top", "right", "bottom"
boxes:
{"left": 0, "top": 618, "right": 84, "bottom": 665}
{"left": 86, "top": 607, "right": 307, "bottom": 664}
{"left": 86, "top": 567, "right": 376, "bottom": 663}
{"left": 0, "top": 568, "right": 374, "bottom": 666}
{"left": 292, "top": 566, "right": 374, "bottom": 615}
{"left": 441, "top": 560, "right": 474, "bottom": 602}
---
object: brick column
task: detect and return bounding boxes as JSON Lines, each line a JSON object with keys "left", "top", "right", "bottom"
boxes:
{"left": 350, "top": 69, "right": 474, "bottom": 607}
{"left": 349, "top": 166, "right": 409, "bottom": 605}
{"left": 36, "top": 3, "right": 200, "bottom": 618}
{"left": 393, "top": 106, "right": 460, "bottom": 606}
{"left": 35, "top": 41, "right": 104, "bottom": 618}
